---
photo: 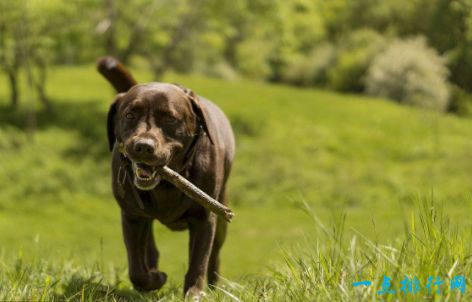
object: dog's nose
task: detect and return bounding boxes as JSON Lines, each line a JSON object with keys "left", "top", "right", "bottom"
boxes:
{"left": 134, "top": 139, "right": 155, "bottom": 155}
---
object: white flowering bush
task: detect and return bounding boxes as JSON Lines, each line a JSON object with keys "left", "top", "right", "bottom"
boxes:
{"left": 365, "top": 37, "right": 450, "bottom": 111}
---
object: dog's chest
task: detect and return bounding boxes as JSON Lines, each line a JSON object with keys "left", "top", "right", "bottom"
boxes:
{"left": 144, "top": 183, "right": 192, "bottom": 225}
{"left": 115, "top": 179, "right": 192, "bottom": 230}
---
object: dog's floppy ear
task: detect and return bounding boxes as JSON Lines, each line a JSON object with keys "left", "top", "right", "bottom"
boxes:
{"left": 188, "top": 90, "right": 216, "bottom": 145}
{"left": 173, "top": 83, "right": 216, "bottom": 144}
{"left": 175, "top": 85, "right": 215, "bottom": 145}
{"left": 107, "top": 93, "right": 124, "bottom": 151}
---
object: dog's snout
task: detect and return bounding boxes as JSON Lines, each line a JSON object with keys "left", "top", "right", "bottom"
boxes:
{"left": 134, "top": 138, "right": 155, "bottom": 155}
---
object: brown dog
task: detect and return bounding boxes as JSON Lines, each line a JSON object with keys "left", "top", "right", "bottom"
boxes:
{"left": 97, "top": 57, "right": 235, "bottom": 300}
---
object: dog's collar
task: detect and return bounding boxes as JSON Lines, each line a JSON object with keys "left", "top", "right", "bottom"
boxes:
{"left": 180, "top": 125, "right": 204, "bottom": 174}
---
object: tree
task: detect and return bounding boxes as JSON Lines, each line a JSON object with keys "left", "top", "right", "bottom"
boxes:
{"left": 95, "top": 0, "right": 174, "bottom": 66}
{"left": 144, "top": 0, "right": 226, "bottom": 79}
{"left": 0, "top": 0, "right": 75, "bottom": 110}
{"left": 0, "top": 1, "right": 22, "bottom": 108}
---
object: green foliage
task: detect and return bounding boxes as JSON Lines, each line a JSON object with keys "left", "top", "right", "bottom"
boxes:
{"left": 328, "top": 29, "right": 386, "bottom": 92}
{"left": 320, "top": 0, "right": 416, "bottom": 37}
{"left": 448, "top": 45, "right": 472, "bottom": 93}
{"left": 193, "top": 61, "right": 239, "bottom": 80}
{"left": 448, "top": 84, "right": 472, "bottom": 116}
{"left": 235, "top": 38, "right": 273, "bottom": 79}
{"left": 365, "top": 37, "right": 450, "bottom": 111}
{"left": 282, "top": 43, "right": 336, "bottom": 86}
{"left": 284, "top": 0, "right": 326, "bottom": 53}
{"left": 0, "top": 0, "right": 76, "bottom": 107}
{"left": 4, "top": 0, "right": 472, "bottom": 103}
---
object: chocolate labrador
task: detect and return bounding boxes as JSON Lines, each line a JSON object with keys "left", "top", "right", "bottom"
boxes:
{"left": 97, "top": 57, "right": 235, "bottom": 300}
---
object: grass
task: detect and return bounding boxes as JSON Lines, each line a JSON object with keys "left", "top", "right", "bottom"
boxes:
{"left": 0, "top": 65, "right": 472, "bottom": 300}
{"left": 1, "top": 200, "right": 471, "bottom": 301}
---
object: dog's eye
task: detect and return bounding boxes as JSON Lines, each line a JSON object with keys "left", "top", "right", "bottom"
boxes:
{"left": 163, "top": 116, "right": 178, "bottom": 125}
{"left": 125, "top": 112, "right": 135, "bottom": 120}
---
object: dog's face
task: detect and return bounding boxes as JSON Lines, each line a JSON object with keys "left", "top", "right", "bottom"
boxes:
{"left": 107, "top": 83, "right": 213, "bottom": 190}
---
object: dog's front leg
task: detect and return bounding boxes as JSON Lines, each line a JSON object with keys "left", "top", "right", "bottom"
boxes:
{"left": 121, "top": 212, "right": 167, "bottom": 291}
{"left": 184, "top": 212, "right": 217, "bottom": 300}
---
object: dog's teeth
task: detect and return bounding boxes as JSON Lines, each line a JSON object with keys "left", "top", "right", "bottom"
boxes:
{"left": 135, "top": 168, "right": 154, "bottom": 181}
{"left": 132, "top": 164, "right": 158, "bottom": 182}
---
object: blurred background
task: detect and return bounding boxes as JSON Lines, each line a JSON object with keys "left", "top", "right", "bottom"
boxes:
{"left": 4, "top": 0, "right": 472, "bottom": 112}
{"left": 1, "top": 0, "right": 472, "bottom": 300}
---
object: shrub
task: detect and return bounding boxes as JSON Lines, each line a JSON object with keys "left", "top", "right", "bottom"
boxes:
{"left": 328, "top": 29, "right": 386, "bottom": 92}
{"left": 448, "top": 84, "right": 472, "bottom": 116}
{"left": 283, "top": 42, "right": 336, "bottom": 86}
{"left": 236, "top": 39, "right": 273, "bottom": 79}
{"left": 447, "top": 42, "right": 472, "bottom": 92}
{"left": 193, "top": 61, "right": 239, "bottom": 80}
{"left": 365, "top": 37, "right": 450, "bottom": 111}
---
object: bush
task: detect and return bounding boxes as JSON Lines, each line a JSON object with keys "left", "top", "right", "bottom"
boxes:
{"left": 282, "top": 42, "right": 336, "bottom": 86}
{"left": 448, "top": 84, "right": 472, "bottom": 116}
{"left": 236, "top": 39, "right": 273, "bottom": 79}
{"left": 193, "top": 61, "right": 239, "bottom": 80}
{"left": 365, "top": 37, "right": 450, "bottom": 111}
{"left": 328, "top": 29, "right": 386, "bottom": 92}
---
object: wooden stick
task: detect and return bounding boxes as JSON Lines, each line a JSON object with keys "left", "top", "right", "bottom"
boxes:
{"left": 156, "top": 166, "right": 234, "bottom": 222}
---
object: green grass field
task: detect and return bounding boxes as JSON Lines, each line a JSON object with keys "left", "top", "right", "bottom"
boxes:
{"left": 1, "top": 66, "right": 472, "bottom": 300}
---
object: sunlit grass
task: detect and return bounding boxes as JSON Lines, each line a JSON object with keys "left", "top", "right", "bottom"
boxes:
{"left": 0, "top": 200, "right": 470, "bottom": 301}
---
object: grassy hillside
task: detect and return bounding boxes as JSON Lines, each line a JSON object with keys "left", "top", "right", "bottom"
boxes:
{"left": 0, "top": 66, "right": 472, "bottom": 300}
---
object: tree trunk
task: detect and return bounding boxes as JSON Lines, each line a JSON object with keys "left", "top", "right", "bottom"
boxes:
{"left": 119, "top": 0, "right": 166, "bottom": 65}
{"left": 7, "top": 68, "right": 19, "bottom": 108}
{"left": 33, "top": 60, "right": 51, "bottom": 111}
{"left": 0, "top": 23, "right": 19, "bottom": 108}
{"left": 224, "top": 30, "right": 244, "bottom": 68}
{"left": 148, "top": 55, "right": 168, "bottom": 80}
{"left": 105, "top": 0, "right": 118, "bottom": 57}
{"left": 148, "top": 2, "right": 204, "bottom": 80}
{"left": 119, "top": 27, "right": 142, "bottom": 65}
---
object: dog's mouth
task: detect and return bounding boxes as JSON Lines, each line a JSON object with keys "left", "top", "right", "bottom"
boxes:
{"left": 132, "top": 162, "right": 161, "bottom": 190}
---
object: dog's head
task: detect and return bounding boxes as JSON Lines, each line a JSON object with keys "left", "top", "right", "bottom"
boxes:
{"left": 107, "top": 83, "right": 214, "bottom": 190}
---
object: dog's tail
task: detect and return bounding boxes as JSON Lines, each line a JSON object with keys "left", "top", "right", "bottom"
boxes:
{"left": 96, "top": 56, "right": 137, "bottom": 93}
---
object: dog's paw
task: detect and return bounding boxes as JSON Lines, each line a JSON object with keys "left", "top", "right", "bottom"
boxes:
{"left": 132, "top": 270, "right": 167, "bottom": 292}
{"left": 185, "top": 287, "right": 206, "bottom": 301}
{"left": 152, "top": 270, "right": 168, "bottom": 289}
